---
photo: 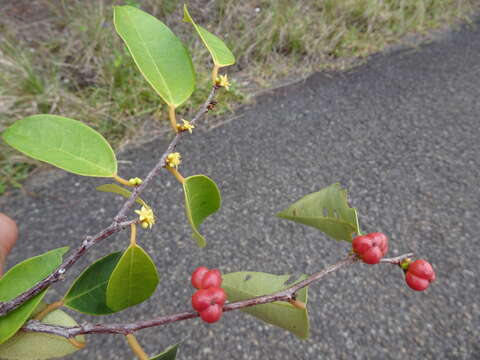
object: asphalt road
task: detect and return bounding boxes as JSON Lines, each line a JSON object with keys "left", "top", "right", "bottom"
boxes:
{"left": 1, "top": 18, "right": 479, "bottom": 360}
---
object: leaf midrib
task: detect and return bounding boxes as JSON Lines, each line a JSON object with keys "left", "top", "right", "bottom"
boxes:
{"left": 8, "top": 132, "right": 111, "bottom": 175}
{"left": 279, "top": 213, "right": 356, "bottom": 227}
{"left": 65, "top": 282, "right": 108, "bottom": 303}
{"left": 185, "top": 7, "right": 233, "bottom": 67}
{"left": 121, "top": 9, "right": 174, "bottom": 105}
{"left": 127, "top": 247, "right": 135, "bottom": 306}
{"left": 222, "top": 286, "right": 302, "bottom": 310}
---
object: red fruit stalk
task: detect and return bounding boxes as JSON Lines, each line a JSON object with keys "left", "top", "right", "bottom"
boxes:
{"left": 405, "top": 259, "right": 436, "bottom": 291}
{"left": 352, "top": 232, "right": 388, "bottom": 264}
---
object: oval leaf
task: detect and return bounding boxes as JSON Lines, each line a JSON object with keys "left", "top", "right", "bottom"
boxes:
{"left": 183, "top": 175, "right": 221, "bottom": 248}
{"left": 64, "top": 252, "right": 122, "bottom": 315}
{"left": 2, "top": 115, "right": 117, "bottom": 177}
{"left": 183, "top": 5, "right": 235, "bottom": 67}
{"left": 0, "top": 247, "right": 69, "bottom": 344}
{"left": 0, "top": 308, "right": 85, "bottom": 359}
{"left": 96, "top": 184, "right": 149, "bottom": 208}
{"left": 277, "top": 183, "right": 360, "bottom": 242}
{"left": 222, "top": 272, "right": 309, "bottom": 339}
{"left": 114, "top": 6, "right": 195, "bottom": 107}
{"left": 151, "top": 343, "right": 180, "bottom": 360}
{"left": 106, "top": 244, "right": 159, "bottom": 312}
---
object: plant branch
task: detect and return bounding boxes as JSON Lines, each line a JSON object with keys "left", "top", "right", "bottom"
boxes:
{"left": 0, "top": 220, "right": 135, "bottom": 316}
{"left": 0, "top": 85, "right": 219, "bottom": 317}
{"left": 22, "top": 252, "right": 412, "bottom": 338}
{"left": 113, "top": 85, "right": 218, "bottom": 223}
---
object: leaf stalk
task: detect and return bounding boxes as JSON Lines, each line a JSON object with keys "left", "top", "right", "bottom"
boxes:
{"left": 126, "top": 334, "right": 149, "bottom": 360}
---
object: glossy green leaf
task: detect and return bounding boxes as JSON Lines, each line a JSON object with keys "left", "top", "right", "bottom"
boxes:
{"left": 64, "top": 252, "right": 122, "bottom": 315}
{"left": 183, "top": 5, "right": 235, "bottom": 67}
{"left": 222, "top": 272, "right": 309, "bottom": 339}
{"left": 183, "top": 175, "right": 221, "bottom": 248}
{"left": 277, "top": 183, "right": 360, "bottom": 242}
{"left": 0, "top": 247, "right": 69, "bottom": 345}
{"left": 106, "top": 244, "right": 159, "bottom": 312}
{"left": 151, "top": 343, "right": 180, "bottom": 360}
{"left": 1, "top": 115, "right": 117, "bottom": 177}
{"left": 0, "top": 308, "right": 85, "bottom": 359}
{"left": 114, "top": 6, "right": 195, "bottom": 107}
{"left": 96, "top": 184, "right": 149, "bottom": 208}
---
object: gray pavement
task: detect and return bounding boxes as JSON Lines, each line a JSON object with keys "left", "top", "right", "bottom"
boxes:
{"left": 1, "top": 17, "right": 480, "bottom": 360}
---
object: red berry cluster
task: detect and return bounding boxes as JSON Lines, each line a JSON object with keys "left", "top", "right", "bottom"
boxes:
{"left": 404, "top": 259, "right": 436, "bottom": 291}
{"left": 352, "top": 232, "right": 388, "bottom": 264}
{"left": 352, "top": 232, "right": 436, "bottom": 291}
{"left": 191, "top": 267, "right": 226, "bottom": 323}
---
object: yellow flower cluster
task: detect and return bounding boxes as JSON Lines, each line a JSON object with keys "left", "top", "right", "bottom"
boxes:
{"left": 166, "top": 152, "right": 182, "bottom": 168}
{"left": 216, "top": 74, "right": 231, "bottom": 90}
{"left": 177, "top": 119, "right": 195, "bottom": 134}
{"left": 135, "top": 206, "right": 155, "bottom": 229}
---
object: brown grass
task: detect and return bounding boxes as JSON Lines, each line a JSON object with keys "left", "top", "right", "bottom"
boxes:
{"left": 0, "top": 0, "right": 477, "bottom": 194}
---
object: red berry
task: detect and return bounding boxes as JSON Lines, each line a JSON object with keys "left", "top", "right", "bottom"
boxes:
{"left": 201, "top": 269, "right": 222, "bottom": 289}
{"left": 199, "top": 304, "right": 223, "bottom": 323}
{"left": 405, "top": 259, "right": 435, "bottom": 291}
{"left": 191, "top": 266, "right": 209, "bottom": 289}
{"left": 352, "top": 232, "right": 388, "bottom": 264}
{"left": 191, "top": 287, "right": 227, "bottom": 312}
{"left": 191, "top": 267, "right": 223, "bottom": 289}
{"left": 192, "top": 287, "right": 227, "bottom": 324}
{"left": 373, "top": 232, "right": 388, "bottom": 256}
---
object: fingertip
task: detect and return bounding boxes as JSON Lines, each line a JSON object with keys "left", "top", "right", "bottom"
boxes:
{"left": 0, "top": 213, "right": 19, "bottom": 257}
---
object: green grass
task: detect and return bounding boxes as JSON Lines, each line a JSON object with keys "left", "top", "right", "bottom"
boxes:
{"left": 0, "top": 0, "right": 477, "bottom": 194}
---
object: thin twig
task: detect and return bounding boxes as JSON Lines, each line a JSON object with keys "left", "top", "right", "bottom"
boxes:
{"left": 22, "top": 252, "right": 412, "bottom": 338}
{"left": 0, "top": 86, "right": 219, "bottom": 317}
{"left": 0, "top": 220, "right": 135, "bottom": 316}
{"left": 113, "top": 85, "right": 218, "bottom": 223}
{"left": 380, "top": 253, "right": 413, "bottom": 264}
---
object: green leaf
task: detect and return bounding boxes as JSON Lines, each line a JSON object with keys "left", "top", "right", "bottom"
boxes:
{"left": 64, "top": 252, "right": 122, "bottom": 315}
{"left": 183, "top": 5, "right": 235, "bottom": 67}
{"left": 0, "top": 308, "right": 85, "bottom": 359}
{"left": 96, "top": 184, "right": 149, "bottom": 208}
{"left": 0, "top": 247, "right": 69, "bottom": 345}
{"left": 277, "top": 183, "right": 360, "bottom": 242}
{"left": 222, "top": 272, "right": 309, "bottom": 339}
{"left": 1, "top": 115, "right": 117, "bottom": 177}
{"left": 114, "top": 5, "right": 195, "bottom": 107}
{"left": 106, "top": 244, "right": 159, "bottom": 312}
{"left": 183, "top": 175, "right": 221, "bottom": 248}
{"left": 151, "top": 343, "right": 180, "bottom": 360}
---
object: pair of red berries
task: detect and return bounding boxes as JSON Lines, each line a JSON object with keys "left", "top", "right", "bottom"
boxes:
{"left": 191, "top": 267, "right": 226, "bottom": 323}
{"left": 352, "top": 232, "right": 435, "bottom": 291}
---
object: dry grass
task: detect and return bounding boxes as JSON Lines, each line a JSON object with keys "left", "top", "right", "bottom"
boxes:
{"left": 0, "top": 0, "right": 477, "bottom": 194}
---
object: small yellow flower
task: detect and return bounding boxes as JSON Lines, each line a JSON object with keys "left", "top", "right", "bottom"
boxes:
{"left": 135, "top": 206, "right": 155, "bottom": 229}
{"left": 176, "top": 119, "right": 195, "bottom": 134}
{"left": 128, "top": 177, "right": 143, "bottom": 186}
{"left": 216, "top": 74, "right": 231, "bottom": 90}
{"left": 166, "top": 152, "right": 182, "bottom": 168}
